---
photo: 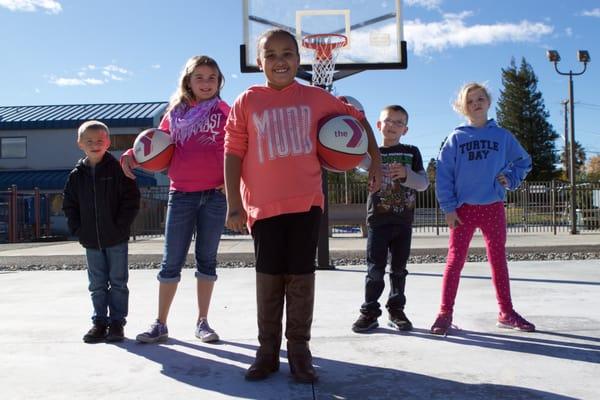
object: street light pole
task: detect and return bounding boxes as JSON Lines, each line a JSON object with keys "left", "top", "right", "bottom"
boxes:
{"left": 561, "top": 99, "right": 569, "bottom": 181}
{"left": 547, "top": 50, "right": 590, "bottom": 234}
{"left": 567, "top": 74, "right": 577, "bottom": 234}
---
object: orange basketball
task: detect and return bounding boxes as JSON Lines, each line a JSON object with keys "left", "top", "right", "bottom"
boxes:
{"left": 317, "top": 114, "right": 368, "bottom": 172}
{"left": 132, "top": 128, "right": 174, "bottom": 172}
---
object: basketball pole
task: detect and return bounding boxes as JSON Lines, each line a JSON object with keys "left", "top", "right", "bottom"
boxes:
{"left": 317, "top": 168, "right": 334, "bottom": 270}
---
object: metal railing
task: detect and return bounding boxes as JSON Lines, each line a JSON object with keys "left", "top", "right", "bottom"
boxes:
{"left": 1, "top": 180, "right": 598, "bottom": 242}
{"left": 327, "top": 180, "right": 600, "bottom": 233}
{"left": 0, "top": 185, "right": 52, "bottom": 243}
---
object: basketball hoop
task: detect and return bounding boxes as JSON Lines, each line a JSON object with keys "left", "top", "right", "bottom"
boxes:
{"left": 302, "top": 33, "right": 348, "bottom": 87}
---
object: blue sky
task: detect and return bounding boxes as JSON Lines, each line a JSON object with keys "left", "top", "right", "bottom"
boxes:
{"left": 1, "top": 0, "right": 599, "bottom": 165}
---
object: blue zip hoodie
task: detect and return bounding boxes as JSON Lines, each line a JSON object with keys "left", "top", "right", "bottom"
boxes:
{"left": 435, "top": 119, "right": 531, "bottom": 213}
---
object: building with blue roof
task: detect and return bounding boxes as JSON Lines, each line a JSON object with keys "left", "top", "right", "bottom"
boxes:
{"left": 0, "top": 102, "right": 168, "bottom": 190}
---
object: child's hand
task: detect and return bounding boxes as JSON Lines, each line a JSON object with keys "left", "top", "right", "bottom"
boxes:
{"left": 226, "top": 207, "right": 248, "bottom": 234}
{"left": 120, "top": 153, "right": 138, "bottom": 180}
{"left": 389, "top": 163, "right": 407, "bottom": 181}
{"left": 445, "top": 212, "right": 462, "bottom": 229}
{"left": 497, "top": 173, "right": 509, "bottom": 188}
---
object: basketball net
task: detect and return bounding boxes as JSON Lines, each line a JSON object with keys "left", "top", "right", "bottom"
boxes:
{"left": 302, "top": 34, "right": 348, "bottom": 87}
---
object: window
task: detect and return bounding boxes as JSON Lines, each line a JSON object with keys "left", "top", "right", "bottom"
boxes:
{"left": 1, "top": 137, "right": 26, "bottom": 158}
{"left": 109, "top": 134, "right": 137, "bottom": 151}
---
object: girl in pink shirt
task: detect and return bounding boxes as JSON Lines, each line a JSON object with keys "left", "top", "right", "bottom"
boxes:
{"left": 225, "top": 29, "right": 382, "bottom": 383}
{"left": 121, "top": 55, "right": 229, "bottom": 344}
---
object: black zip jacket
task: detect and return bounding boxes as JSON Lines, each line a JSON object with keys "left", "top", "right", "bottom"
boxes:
{"left": 62, "top": 152, "right": 141, "bottom": 249}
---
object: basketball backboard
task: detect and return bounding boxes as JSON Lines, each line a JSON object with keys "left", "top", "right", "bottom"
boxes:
{"left": 241, "top": 0, "right": 407, "bottom": 81}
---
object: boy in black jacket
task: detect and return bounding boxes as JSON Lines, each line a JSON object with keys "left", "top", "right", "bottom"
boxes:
{"left": 63, "top": 121, "right": 140, "bottom": 343}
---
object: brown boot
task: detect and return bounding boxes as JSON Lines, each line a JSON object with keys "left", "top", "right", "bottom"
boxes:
{"left": 245, "top": 272, "right": 285, "bottom": 381}
{"left": 285, "top": 273, "right": 318, "bottom": 384}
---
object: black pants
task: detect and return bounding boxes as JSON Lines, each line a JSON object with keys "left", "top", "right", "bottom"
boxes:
{"left": 251, "top": 207, "right": 322, "bottom": 275}
{"left": 361, "top": 223, "right": 412, "bottom": 317}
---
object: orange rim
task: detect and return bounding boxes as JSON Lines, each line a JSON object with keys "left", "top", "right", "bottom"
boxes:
{"left": 302, "top": 34, "right": 348, "bottom": 59}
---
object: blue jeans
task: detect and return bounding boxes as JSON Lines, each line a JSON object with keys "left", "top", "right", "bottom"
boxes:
{"left": 158, "top": 189, "right": 226, "bottom": 283}
{"left": 85, "top": 241, "right": 129, "bottom": 325}
{"left": 361, "top": 224, "right": 412, "bottom": 317}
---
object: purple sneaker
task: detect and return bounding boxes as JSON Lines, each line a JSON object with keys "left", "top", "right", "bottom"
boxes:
{"left": 136, "top": 320, "right": 168, "bottom": 343}
{"left": 430, "top": 313, "right": 453, "bottom": 335}
{"left": 497, "top": 311, "right": 535, "bottom": 332}
{"left": 195, "top": 319, "right": 219, "bottom": 343}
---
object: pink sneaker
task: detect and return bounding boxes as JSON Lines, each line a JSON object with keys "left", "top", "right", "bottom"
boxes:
{"left": 430, "top": 313, "right": 453, "bottom": 335}
{"left": 497, "top": 311, "right": 535, "bottom": 332}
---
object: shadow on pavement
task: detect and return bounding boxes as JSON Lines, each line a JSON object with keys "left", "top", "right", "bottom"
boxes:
{"left": 410, "top": 271, "right": 600, "bottom": 286}
{"left": 410, "top": 328, "right": 600, "bottom": 364}
{"left": 116, "top": 337, "right": 579, "bottom": 400}
{"left": 334, "top": 267, "right": 600, "bottom": 287}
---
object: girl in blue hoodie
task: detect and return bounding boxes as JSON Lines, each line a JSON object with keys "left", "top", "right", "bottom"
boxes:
{"left": 431, "top": 82, "right": 535, "bottom": 335}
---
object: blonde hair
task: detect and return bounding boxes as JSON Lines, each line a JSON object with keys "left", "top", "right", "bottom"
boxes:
{"left": 167, "top": 55, "right": 224, "bottom": 113}
{"left": 77, "top": 120, "right": 109, "bottom": 141}
{"left": 452, "top": 82, "right": 492, "bottom": 116}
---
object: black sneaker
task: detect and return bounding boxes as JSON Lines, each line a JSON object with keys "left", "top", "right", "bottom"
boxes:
{"left": 352, "top": 314, "right": 379, "bottom": 333}
{"left": 388, "top": 310, "right": 413, "bottom": 331}
{"left": 106, "top": 322, "right": 125, "bottom": 342}
{"left": 83, "top": 322, "right": 108, "bottom": 343}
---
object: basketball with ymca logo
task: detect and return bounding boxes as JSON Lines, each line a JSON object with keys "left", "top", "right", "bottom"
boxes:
{"left": 132, "top": 128, "right": 174, "bottom": 172}
{"left": 317, "top": 114, "right": 368, "bottom": 172}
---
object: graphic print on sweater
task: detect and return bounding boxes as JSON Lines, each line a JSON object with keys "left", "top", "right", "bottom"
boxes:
{"left": 252, "top": 106, "right": 313, "bottom": 163}
{"left": 459, "top": 139, "right": 500, "bottom": 161}
{"left": 195, "top": 113, "right": 224, "bottom": 144}
{"left": 376, "top": 152, "right": 416, "bottom": 215}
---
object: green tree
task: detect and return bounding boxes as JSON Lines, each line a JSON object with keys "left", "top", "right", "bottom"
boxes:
{"left": 427, "top": 138, "right": 447, "bottom": 185}
{"left": 559, "top": 140, "right": 587, "bottom": 181}
{"left": 426, "top": 158, "right": 436, "bottom": 184}
{"left": 587, "top": 155, "right": 600, "bottom": 181}
{"left": 496, "top": 58, "right": 559, "bottom": 181}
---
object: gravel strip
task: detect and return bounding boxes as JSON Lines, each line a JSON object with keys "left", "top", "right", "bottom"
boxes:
{"left": 1, "top": 251, "right": 598, "bottom": 271}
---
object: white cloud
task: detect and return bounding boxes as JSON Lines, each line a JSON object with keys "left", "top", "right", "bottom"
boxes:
{"left": 49, "top": 76, "right": 105, "bottom": 86}
{"left": 565, "top": 27, "right": 573, "bottom": 37}
{"left": 48, "top": 63, "right": 131, "bottom": 86}
{"left": 84, "top": 78, "right": 104, "bottom": 85}
{"left": 151, "top": 64, "right": 161, "bottom": 69}
{"left": 581, "top": 8, "right": 600, "bottom": 17}
{"left": 50, "top": 77, "right": 87, "bottom": 86}
{"left": 0, "top": 0, "right": 61, "bottom": 14}
{"left": 104, "top": 64, "right": 130, "bottom": 74}
{"left": 405, "top": 14, "right": 554, "bottom": 55}
{"left": 405, "top": 0, "right": 442, "bottom": 10}
{"left": 337, "top": 13, "right": 553, "bottom": 63}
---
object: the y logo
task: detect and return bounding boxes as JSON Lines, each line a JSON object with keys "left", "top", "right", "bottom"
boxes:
{"left": 140, "top": 131, "right": 154, "bottom": 156}
{"left": 343, "top": 118, "right": 364, "bottom": 148}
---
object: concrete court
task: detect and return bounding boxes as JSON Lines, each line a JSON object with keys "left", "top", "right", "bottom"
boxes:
{"left": 1, "top": 260, "right": 599, "bottom": 399}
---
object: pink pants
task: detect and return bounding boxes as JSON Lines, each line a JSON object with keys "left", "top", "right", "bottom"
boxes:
{"left": 439, "top": 202, "right": 513, "bottom": 315}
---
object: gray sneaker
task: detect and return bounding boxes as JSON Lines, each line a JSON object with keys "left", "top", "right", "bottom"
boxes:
{"left": 136, "top": 320, "right": 168, "bottom": 343}
{"left": 195, "top": 319, "right": 219, "bottom": 343}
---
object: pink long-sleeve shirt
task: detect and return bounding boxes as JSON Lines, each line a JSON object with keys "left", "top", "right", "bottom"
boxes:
{"left": 224, "top": 81, "right": 363, "bottom": 228}
{"left": 159, "top": 99, "right": 230, "bottom": 192}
